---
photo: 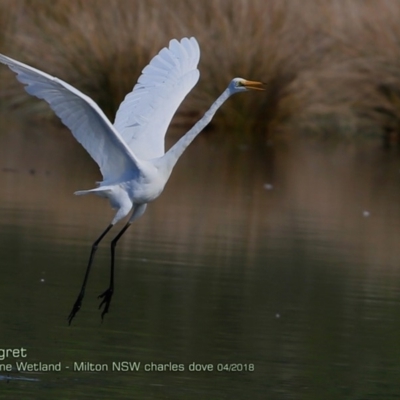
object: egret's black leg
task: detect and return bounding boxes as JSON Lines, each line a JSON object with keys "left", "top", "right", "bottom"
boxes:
{"left": 68, "top": 223, "right": 114, "bottom": 325}
{"left": 98, "top": 221, "right": 132, "bottom": 320}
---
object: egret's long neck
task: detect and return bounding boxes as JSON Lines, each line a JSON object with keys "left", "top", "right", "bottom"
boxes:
{"left": 160, "top": 87, "right": 231, "bottom": 175}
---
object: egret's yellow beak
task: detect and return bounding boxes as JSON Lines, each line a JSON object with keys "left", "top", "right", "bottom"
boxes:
{"left": 243, "top": 80, "right": 266, "bottom": 91}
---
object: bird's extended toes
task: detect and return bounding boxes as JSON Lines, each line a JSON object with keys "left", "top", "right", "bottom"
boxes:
{"left": 68, "top": 299, "right": 82, "bottom": 325}
{"left": 98, "top": 289, "right": 113, "bottom": 320}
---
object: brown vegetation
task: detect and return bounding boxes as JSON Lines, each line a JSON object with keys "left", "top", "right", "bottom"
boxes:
{"left": 1, "top": 0, "right": 400, "bottom": 139}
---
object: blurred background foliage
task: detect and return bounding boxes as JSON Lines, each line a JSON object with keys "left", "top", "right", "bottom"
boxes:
{"left": 1, "top": 0, "right": 400, "bottom": 141}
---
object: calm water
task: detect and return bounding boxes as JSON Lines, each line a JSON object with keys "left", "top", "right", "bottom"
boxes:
{"left": 1, "top": 118, "right": 400, "bottom": 399}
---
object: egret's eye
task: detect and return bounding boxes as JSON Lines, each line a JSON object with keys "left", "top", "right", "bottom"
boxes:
{"left": 236, "top": 81, "right": 243, "bottom": 87}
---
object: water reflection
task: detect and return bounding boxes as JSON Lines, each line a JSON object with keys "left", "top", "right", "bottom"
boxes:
{"left": 0, "top": 117, "right": 400, "bottom": 399}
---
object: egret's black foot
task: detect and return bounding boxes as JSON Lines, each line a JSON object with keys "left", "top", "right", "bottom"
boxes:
{"left": 68, "top": 292, "right": 84, "bottom": 325}
{"left": 98, "top": 288, "right": 113, "bottom": 320}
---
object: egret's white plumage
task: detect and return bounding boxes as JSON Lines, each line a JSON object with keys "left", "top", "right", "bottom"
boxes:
{"left": 0, "top": 37, "right": 264, "bottom": 324}
{"left": 114, "top": 37, "right": 200, "bottom": 159}
{"left": 0, "top": 52, "right": 139, "bottom": 182}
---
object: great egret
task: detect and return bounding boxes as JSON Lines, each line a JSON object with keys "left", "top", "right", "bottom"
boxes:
{"left": 0, "top": 37, "right": 264, "bottom": 324}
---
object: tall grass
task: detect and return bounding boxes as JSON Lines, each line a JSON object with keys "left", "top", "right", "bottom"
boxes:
{"left": 2, "top": 0, "right": 400, "bottom": 138}
{"left": 286, "top": 0, "right": 400, "bottom": 139}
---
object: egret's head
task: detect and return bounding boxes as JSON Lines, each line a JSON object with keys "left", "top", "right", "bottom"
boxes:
{"left": 229, "top": 77, "right": 265, "bottom": 94}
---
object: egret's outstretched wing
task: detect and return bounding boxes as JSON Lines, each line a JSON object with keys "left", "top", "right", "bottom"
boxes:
{"left": 114, "top": 37, "right": 200, "bottom": 160}
{"left": 0, "top": 54, "right": 140, "bottom": 182}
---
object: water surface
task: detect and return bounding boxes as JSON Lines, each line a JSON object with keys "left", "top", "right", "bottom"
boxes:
{"left": 1, "top": 118, "right": 400, "bottom": 399}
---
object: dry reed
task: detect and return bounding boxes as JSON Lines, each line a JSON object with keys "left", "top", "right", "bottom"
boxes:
{"left": 1, "top": 0, "right": 400, "bottom": 139}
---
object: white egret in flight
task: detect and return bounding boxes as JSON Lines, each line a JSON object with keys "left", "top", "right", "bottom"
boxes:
{"left": 0, "top": 37, "right": 265, "bottom": 324}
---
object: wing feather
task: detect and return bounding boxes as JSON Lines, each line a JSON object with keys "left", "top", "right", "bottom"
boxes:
{"left": 0, "top": 53, "right": 140, "bottom": 182}
{"left": 113, "top": 37, "right": 200, "bottom": 160}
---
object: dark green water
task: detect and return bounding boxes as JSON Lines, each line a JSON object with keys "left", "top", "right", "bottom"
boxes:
{"left": 1, "top": 118, "right": 400, "bottom": 399}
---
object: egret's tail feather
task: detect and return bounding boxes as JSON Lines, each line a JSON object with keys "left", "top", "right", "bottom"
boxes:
{"left": 74, "top": 187, "right": 111, "bottom": 197}
{"left": 74, "top": 190, "right": 92, "bottom": 196}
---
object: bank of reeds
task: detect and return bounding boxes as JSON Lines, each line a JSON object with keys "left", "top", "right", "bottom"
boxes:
{"left": 2, "top": 0, "right": 400, "bottom": 139}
